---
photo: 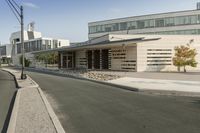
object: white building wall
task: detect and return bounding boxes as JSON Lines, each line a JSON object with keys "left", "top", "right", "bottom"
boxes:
{"left": 57, "top": 39, "right": 70, "bottom": 47}
{"left": 75, "top": 50, "right": 87, "bottom": 69}
{"left": 10, "top": 31, "right": 42, "bottom": 43}
{"left": 136, "top": 35, "right": 200, "bottom": 72}
{"left": 6, "top": 44, "right": 12, "bottom": 58}
{"left": 111, "top": 46, "right": 137, "bottom": 71}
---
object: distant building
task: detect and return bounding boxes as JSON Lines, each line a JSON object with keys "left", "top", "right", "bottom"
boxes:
{"left": 0, "top": 44, "right": 12, "bottom": 64}
{"left": 10, "top": 30, "right": 70, "bottom": 66}
{"left": 10, "top": 31, "right": 42, "bottom": 44}
{"left": 89, "top": 3, "right": 200, "bottom": 39}
{"left": 1, "top": 22, "right": 70, "bottom": 66}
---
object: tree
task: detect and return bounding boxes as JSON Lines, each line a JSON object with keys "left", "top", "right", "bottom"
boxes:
{"left": 173, "top": 41, "right": 198, "bottom": 72}
{"left": 35, "top": 52, "right": 58, "bottom": 67}
{"left": 19, "top": 56, "right": 31, "bottom": 67}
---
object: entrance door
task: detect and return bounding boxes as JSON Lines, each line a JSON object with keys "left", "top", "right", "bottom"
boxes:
{"left": 67, "top": 56, "right": 73, "bottom": 69}
{"left": 62, "top": 56, "right": 67, "bottom": 68}
{"left": 87, "top": 51, "right": 92, "bottom": 69}
{"left": 94, "top": 50, "right": 100, "bottom": 69}
{"left": 102, "top": 49, "right": 109, "bottom": 69}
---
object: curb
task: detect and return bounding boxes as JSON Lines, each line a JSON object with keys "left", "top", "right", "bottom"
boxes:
{"left": 28, "top": 75, "right": 66, "bottom": 133}
{"left": 7, "top": 90, "right": 21, "bottom": 133}
{"left": 85, "top": 78, "right": 139, "bottom": 92}
{"left": 3, "top": 68, "right": 66, "bottom": 133}
{"left": 1, "top": 69, "right": 19, "bottom": 88}
{"left": 37, "top": 87, "right": 65, "bottom": 133}
{"left": 1, "top": 69, "right": 20, "bottom": 133}
{"left": 25, "top": 68, "right": 139, "bottom": 92}
{"left": 24, "top": 68, "right": 200, "bottom": 97}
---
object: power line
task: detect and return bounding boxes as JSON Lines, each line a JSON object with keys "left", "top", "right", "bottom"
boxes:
{"left": 6, "top": 0, "right": 20, "bottom": 16}
{"left": 5, "top": 0, "right": 21, "bottom": 23}
{"left": 11, "top": 0, "right": 20, "bottom": 9}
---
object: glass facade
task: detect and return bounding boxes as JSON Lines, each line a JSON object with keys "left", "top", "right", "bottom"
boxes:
{"left": 150, "top": 29, "right": 200, "bottom": 35}
{"left": 17, "top": 39, "right": 53, "bottom": 54}
{"left": 89, "top": 14, "right": 200, "bottom": 34}
{"left": 0, "top": 46, "right": 7, "bottom": 56}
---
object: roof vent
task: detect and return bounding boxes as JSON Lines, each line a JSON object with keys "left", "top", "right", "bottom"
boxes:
{"left": 197, "top": 2, "right": 200, "bottom": 10}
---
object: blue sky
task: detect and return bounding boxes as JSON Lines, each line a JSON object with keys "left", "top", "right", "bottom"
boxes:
{"left": 0, "top": 0, "right": 199, "bottom": 44}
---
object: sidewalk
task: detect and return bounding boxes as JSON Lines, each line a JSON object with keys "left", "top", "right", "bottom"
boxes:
{"left": 3, "top": 68, "right": 65, "bottom": 133}
{"left": 108, "top": 77, "right": 200, "bottom": 93}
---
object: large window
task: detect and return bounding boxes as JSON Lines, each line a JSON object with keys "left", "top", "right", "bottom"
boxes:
{"left": 105, "top": 24, "right": 112, "bottom": 32}
{"left": 165, "top": 17, "right": 174, "bottom": 26}
{"left": 89, "top": 14, "right": 200, "bottom": 34}
{"left": 112, "top": 23, "right": 119, "bottom": 31}
{"left": 127, "top": 21, "right": 137, "bottom": 29}
{"left": 175, "top": 16, "right": 189, "bottom": 25}
{"left": 0, "top": 46, "right": 6, "bottom": 56}
{"left": 120, "top": 22, "right": 127, "bottom": 30}
{"left": 96, "top": 25, "right": 102, "bottom": 32}
{"left": 137, "top": 20, "right": 145, "bottom": 29}
{"left": 190, "top": 15, "right": 198, "bottom": 24}
{"left": 144, "top": 19, "right": 154, "bottom": 28}
{"left": 155, "top": 19, "right": 165, "bottom": 27}
{"left": 89, "top": 26, "right": 96, "bottom": 34}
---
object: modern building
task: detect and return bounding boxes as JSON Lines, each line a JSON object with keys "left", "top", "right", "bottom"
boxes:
{"left": 89, "top": 3, "right": 200, "bottom": 39}
{"left": 12, "top": 37, "right": 70, "bottom": 66}
{"left": 0, "top": 44, "right": 12, "bottom": 64}
{"left": 33, "top": 34, "right": 200, "bottom": 72}
{"left": 6, "top": 22, "right": 70, "bottom": 66}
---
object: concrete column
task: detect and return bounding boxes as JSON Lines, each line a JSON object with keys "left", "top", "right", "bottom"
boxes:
{"left": 92, "top": 50, "right": 94, "bottom": 69}
{"left": 58, "top": 53, "right": 61, "bottom": 69}
{"left": 61, "top": 53, "right": 63, "bottom": 69}
{"left": 100, "top": 49, "right": 102, "bottom": 70}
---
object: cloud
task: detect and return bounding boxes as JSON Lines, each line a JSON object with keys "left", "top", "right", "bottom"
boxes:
{"left": 22, "top": 2, "right": 39, "bottom": 9}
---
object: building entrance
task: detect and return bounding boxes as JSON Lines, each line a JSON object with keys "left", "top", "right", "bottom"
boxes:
{"left": 102, "top": 49, "right": 109, "bottom": 69}
{"left": 87, "top": 51, "right": 92, "bottom": 69}
{"left": 62, "top": 53, "right": 73, "bottom": 69}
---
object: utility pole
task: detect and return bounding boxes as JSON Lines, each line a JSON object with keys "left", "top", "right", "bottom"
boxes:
{"left": 0, "top": 47, "right": 2, "bottom": 67}
{"left": 5, "top": 0, "right": 26, "bottom": 79}
{"left": 20, "top": 5, "right": 25, "bottom": 79}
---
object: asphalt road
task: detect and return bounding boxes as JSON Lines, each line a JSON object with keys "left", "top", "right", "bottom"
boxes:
{"left": 27, "top": 71, "right": 200, "bottom": 133}
{"left": 0, "top": 70, "right": 16, "bottom": 132}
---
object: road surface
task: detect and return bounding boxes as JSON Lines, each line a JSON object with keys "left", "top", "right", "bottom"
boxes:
{"left": 0, "top": 70, "right": 17, "bottom": 132}
{"left": 27, "top": 70, "right": 200, "bottom": 133}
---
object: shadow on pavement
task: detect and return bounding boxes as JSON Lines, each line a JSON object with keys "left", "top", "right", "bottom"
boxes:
{"left": 1, "top": 91, "right": 17, "bottom": 133}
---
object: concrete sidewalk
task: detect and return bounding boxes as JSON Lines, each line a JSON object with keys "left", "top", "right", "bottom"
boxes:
{"left": 3, "top": 68, "right": 65, "bottom": 133}
{"left": 108, "top": 77, "right": 200, "bottom": 93}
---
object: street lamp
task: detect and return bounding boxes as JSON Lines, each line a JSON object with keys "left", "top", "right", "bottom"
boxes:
{"left": 5, "top": 0, "right": 26, "bottom": 79}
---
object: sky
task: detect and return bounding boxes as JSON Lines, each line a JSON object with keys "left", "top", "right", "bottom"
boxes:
{"left": 0, "top": 0, "right": 200, "bottom": 44}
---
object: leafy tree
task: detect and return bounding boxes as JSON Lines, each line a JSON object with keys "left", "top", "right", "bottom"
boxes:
{"left": 35, "top": 52, "right": 58, "bottom": 67}
{"left": 173, "top": 41, "right": 198, "bottom": 72}
{"left": 20, "top": 56, "right": 31, "bottom": 67}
